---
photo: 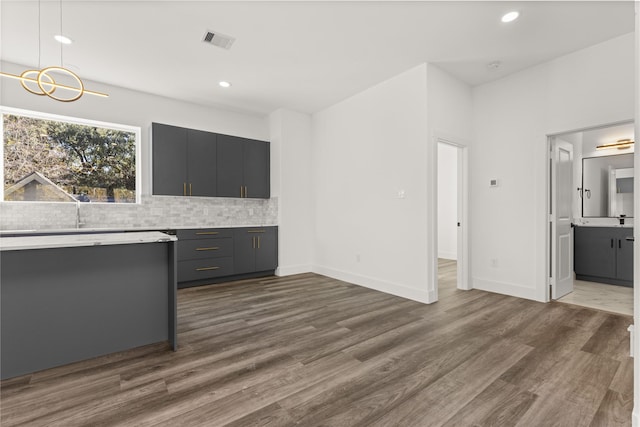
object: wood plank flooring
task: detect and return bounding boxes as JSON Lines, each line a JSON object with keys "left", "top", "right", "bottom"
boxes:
{"left": 1, "top": 271, "right": 633, "bottom": 426}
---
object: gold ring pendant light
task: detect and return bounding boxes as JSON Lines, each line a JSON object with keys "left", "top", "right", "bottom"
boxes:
{"left": 0, "top": 0, "right": 108, "bottom": 102}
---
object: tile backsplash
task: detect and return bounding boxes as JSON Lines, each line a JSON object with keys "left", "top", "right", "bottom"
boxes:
{"left": 0, "top": 195, "right": 278, "bottom": 230}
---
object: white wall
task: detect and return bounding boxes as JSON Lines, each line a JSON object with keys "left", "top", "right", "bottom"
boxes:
{"left": 0, "top": 61, "right": 274, "bottom": 230}
{"left": 270, "top": 109, "right": 313, "bottom": 276}
{"left": 427, "top": 63, "right": 473, "bottom": 276}
{"left": 438, "top": 142, "right": 458, "bottom": 260}
{"left": 312, "top": 64, "right": 432, "bottom": 303}
{"left": 472, "top": 32, "right": 635, "bottom": 302}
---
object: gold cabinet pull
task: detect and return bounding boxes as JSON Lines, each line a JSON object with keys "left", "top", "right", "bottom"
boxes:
{"left": 247, "top": 230, "right": 265, "bottom": 233}
{"left": 196, "top": 247, "right": 219, "bottom": 251}
{"left": 252, "top": 236, "right": 255, "bottom": 249}
{"left": 244, "top": 186, "right": 248, "bottom": 198}
{"left": 196, "top": 266, "right": 220, "bottom": 271}
{"left": 240, "top": 186, "right": 244, "bottom": 197}
{"left": 195, "top": 231, "right": 219, "bottom": 236}
{"left": 257, "top": 236, "right": 260, "bottom": 249}
{"left": 189, "top": 183, "right": 192, "bottom": 196}
{"left": 183, "top": 182, "right": 187, "bottom": 196}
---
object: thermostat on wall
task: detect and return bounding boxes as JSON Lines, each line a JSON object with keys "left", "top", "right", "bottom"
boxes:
{"left": 490, "top": 179, "right": 499, "bottom": 187}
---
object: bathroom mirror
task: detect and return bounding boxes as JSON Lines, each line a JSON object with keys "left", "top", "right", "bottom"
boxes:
{"left": 582, "top": 153, "right": 634, "bottom": 218}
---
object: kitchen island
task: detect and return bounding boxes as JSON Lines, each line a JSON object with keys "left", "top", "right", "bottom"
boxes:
{"left": 0, "top": 231, "right": 177, "bottom": 380}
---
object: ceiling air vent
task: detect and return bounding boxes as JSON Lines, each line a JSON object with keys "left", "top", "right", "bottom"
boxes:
{"left": 202, "top": 30, "right": 235, "bottom": 50}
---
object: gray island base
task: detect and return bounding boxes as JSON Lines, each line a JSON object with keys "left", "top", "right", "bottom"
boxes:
{"left": 0, "top": 232, "right": 177, "bottom": 380}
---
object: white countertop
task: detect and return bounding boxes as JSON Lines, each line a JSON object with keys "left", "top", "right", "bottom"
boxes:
{"left": 0, "top": 231, "right": 177, "bottom": 251}
{"left": 0, "top": 225, "right": 277, "bottom": 236}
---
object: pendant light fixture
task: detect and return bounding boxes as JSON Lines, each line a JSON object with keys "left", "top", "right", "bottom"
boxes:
{"left": 0, "top": 0, "right": 108, "bottom": 102}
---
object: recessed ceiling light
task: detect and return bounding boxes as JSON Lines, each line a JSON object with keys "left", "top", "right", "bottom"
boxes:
{"left": 219, "top": 81, "right": 231, "bottom": 88}
{"left": 54, "top": 34, "right": 73, "bottom": 44}
{"left": 501, "top": 11, "right": 520, "bottom": 23}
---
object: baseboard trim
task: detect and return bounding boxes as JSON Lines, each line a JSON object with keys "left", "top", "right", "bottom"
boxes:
{"left": 275, "top": 264, "right": 312, "bottom": 277}
{"left": 438, "top": 252, "right": 457, "bottom": 260}
{"left": 312, "top": 265, "right": 435, "bottom": 304}
{"left": 472, "top": 277, "right": 539, "bottom": 302}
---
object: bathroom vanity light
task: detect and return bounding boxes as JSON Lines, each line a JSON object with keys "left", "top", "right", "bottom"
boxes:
{"left": 596, "top": 139, "right": 635, "bottom": 150}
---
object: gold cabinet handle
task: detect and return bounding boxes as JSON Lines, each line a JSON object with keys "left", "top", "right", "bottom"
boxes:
{"left": 196, "top": 266, "right": 220, "bottom": 271}
{"left": 252, "top": 236, "right": 255, "bottom": 249}
{"left": 257, "top": 236, "right": 260, "bottom": 249}
{"left": 195, "top": 231, "right": 219, "bottom": 235}
{"left": 240, "top": 186, "right": 244, "bottom": 197}
{"left": 183, "top": 182, "right": 187, "bottom": 196}
{"left": 247, "top": 230, "right": 266, "bottom": 233}
{"left": 190, "top": 183, "right": 192, "bottom": 196}
{"left": 244, "top": 186, "right": 248, "bottom": 198}
{"left": 196, "top": 247, "right": 219, "bottom": 251}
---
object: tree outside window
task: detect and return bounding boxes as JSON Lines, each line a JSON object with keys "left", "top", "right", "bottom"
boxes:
{"left": 3, "top": 113, "right": 137, "bottom": 203}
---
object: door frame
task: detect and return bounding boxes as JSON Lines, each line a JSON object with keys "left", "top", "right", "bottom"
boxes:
{"left": 544, "top": 119, "right": 634, "bottom": 302}
{"left": 432, "top": 132, "right": 471, "bottom": 300}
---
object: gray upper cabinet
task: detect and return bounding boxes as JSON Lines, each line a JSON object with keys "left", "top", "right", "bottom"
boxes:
{"left": 153, "top": 123, "right": 269, "bottom": 199}
{"left": 216, "top": 134, "right": 245, "bottom": 198}
{"left": 217, "top": 134, "right": 270, "bottom": 199}
{"left": 152, "top": 123, "right": 217, "bottom": 197}
{"left": 186, "top": 129, "right": 216, "bottom": 197}
{"left": 152, "top": 123, "right": 188, "bottom": 196}
{"left": 244, "top": 140, "right": 270, "bottom": 199}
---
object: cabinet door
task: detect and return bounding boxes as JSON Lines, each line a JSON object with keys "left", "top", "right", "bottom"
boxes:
{"left": 244, "top": 140, "right": 270, "bottom": 199}
{"left": 616, "top": 229, "right": 634, "bottom": 282}
{"left": 255, "top": 228, "right": 277, "bottom": 271}
{"left": 152, "top": 123, "right": 187, "bottom": 196}
{"left": 216, "top": 134, "right": 244, "bottom": 198}
{"left": 233, "top": 228, "right": 256, "bottom": 274}
{"left": 574, "top": 227, "right": 616, "bottom": 279}
{"left": 187, "top": 130, "right": 216, "bottom": 197}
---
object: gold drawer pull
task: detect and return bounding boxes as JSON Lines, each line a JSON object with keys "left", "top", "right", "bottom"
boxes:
{"left": 196, "top": 266, "right": 220, "bottom": 271}
{"left": 196, "top": 247, "right": 219, "bottom": 251}
{"left": 195, "top": 231, "right": 219, "bottom": 235}
{"left": 247, "top": 230, "right": 265, "bottom": 233}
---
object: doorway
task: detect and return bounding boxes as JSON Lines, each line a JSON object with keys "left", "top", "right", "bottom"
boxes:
{"left": 435, "top": 137, "right": 469, "bottom": 297}
{"left": 547, "top": 121, "right": 634, "bottom": 315}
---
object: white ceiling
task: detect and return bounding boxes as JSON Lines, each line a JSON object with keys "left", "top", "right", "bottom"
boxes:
{"left": 1, "top": 1, "right": 635, "bottom": 115}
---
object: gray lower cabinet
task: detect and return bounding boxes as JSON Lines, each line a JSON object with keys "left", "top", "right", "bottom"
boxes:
{"left": 177, "top": 229, "right": 234, "bottom": 284}
{"left": 233, "top": 227, "right": 278, "bottom": 274}
{"left": 177, "top": 226, "right": 278, "bottom": 287}
{"left": 574, "top": 226, "right": 633, "bottom": 286}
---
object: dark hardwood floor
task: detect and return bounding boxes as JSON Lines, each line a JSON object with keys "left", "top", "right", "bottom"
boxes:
{"left": 0, "top": 269, "right": 633, "bottom": 426}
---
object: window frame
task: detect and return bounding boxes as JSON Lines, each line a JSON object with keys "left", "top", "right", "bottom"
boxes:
{"left": 1, "top": 106, "right": 142, "bottom": 204}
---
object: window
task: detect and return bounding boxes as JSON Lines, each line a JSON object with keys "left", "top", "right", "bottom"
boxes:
{"left": 1, "top": 108, "right": 140, "bottom": 203}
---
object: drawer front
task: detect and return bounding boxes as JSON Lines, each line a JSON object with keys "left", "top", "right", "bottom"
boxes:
{"left": 176, "top": 228, "right": 233, "bottom": 240}
{"left": 178, "top": 257, "right": 234, "bottom": 282}
{"left": 178, "top": 238, "right": 233, "bottom": 261}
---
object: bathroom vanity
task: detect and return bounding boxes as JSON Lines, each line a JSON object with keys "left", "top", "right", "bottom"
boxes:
{"left": 574, "top": 226, "right": 633, "bottom": 286}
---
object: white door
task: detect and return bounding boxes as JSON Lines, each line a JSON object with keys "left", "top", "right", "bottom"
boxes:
{"left": 551, "top": 138, "right": 574, "bottom": 299}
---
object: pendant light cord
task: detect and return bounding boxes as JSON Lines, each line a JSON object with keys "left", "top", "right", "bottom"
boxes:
{"left": 38, "top": 0, "right": 41, "bottom": 68}
{"left": 59, "top": 0, "right": 64, "bottom": 67}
